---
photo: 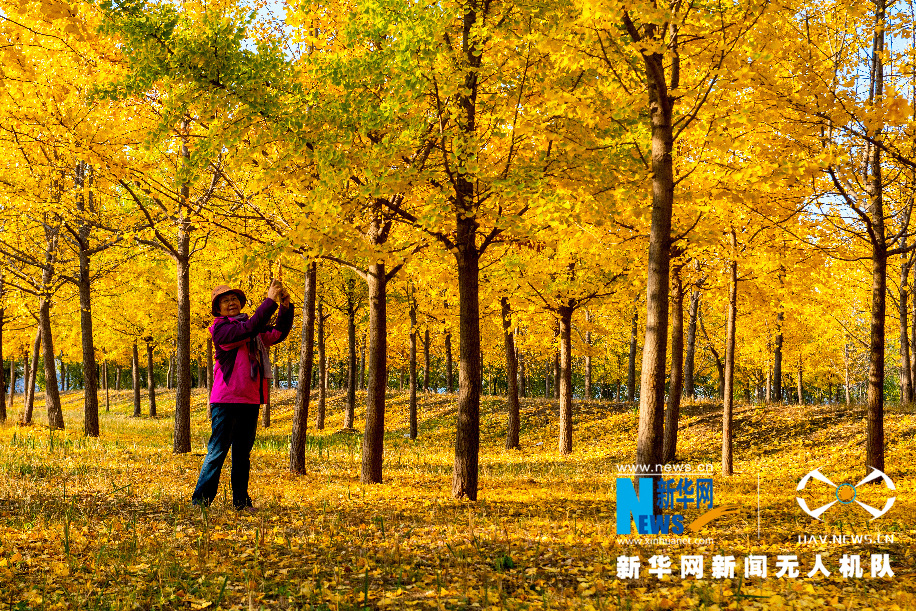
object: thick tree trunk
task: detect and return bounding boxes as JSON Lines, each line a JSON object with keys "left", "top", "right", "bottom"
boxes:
{"left": 865, "top": 0, "right": 887, "bottom": 475}
{"left": 683, "top": 290, "right": 699, "bottom": 401}
{"left": 408, "top": 295, "right": 418, "bottom": 440}
{"left": 146, "top": 340, "right": 156, "bottom": 418}
{"left": 291, "top": 261, "right": 317, "bottom": 474}
{"left": 361, "top": 260, "right": 388, "bottom": 483}
{"left": 132, "top": 342, "right": 141, "bottom": 417}
{"left": 633, "top": 40, "right": 676, "bottom": 476}
{"left": 627, "top": 309, "right": 638, "bottom": 402}
{"left": 23, "top": 331, "right": 40, "bottom": 425}
{"left": 501, "top": 297, "right": 520, "bottom": 450}
{"left": 453, "top": 228, "right": 482, "bottom": 500}
{"left": 345, "top": 285, "right": 357, "bottom": 429}
{"left": 722, "top": 240, "right": 738, "bottom": 476}
{"left": 316, "top": 301, "right": 326, "bottom": 430}
{"left": 663, "top": 265, "right": 685, "bottom": 463}
{"left": 445, "top": 332, "right": 454, "bottom": 393}
{"left": 558, "top": 304, "right": 574, "bottom": 455}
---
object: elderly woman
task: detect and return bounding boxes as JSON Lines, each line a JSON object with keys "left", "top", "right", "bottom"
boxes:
{"left": 192, "top": 280, "right": 294, "bottom": 512}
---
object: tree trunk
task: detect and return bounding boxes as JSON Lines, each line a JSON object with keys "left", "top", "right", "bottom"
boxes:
{"left": 146, "top": 340, "right": 156, "bottom": 417}
{"left": 40, "top": 297, "right": 64, "bottom": 429}
{"left": 23, "top": 331, "right": 39, "bottom": 425}
{"left": 7, "top": 355, "right": 16, "bottom": 419}
{"left": 166, "top": 354, "right": 173, "bottom": 390}
{"left": 663, "top": 264, "right": 685, "bottom": 463}
{"left": 104, "top": 360, "right": 110, "bottom": 413}
{"left": 424, "top": 327, "right": 431, "bottom": 393}
{"left": 544, "top": 360, "right": 550, "bottom": 398}
{"left": 633, "top": 39, "right": 676, "bottom": 476}
{"left": 627, "top": 309, "right": 638, "bottom": 402}
{"left": 361, "top": 259, "right": 388, "bottom": 483}
{"left": 0, "top": 278, "right": 5, "bottom": 422}
{"left": 173, "top": 247, "right": 192, "bottom": 451}
{"left": 910, "top": 298, "right": 916, "bottom": 394}
{"left": 901, "top": 255, "right": 913, "bottom": 403}
{"left": 132, "top": 341, "right": 141, "bottom": 417}
{"left": 408, "top": 294, "right": 418, "bottom": 440}
{"left": 452, "top": 227, "right": 482, "bottom": 500}
{"left": 518, "top": 351, "right": 526, "bottom": 398}
{"left": 445, "top": 331, "right": 453, "bottom": 393}
{"left": 865, "top": 0, "right": 887, "bottom": 475}
{"left": 291, "top": 260, "right": 317, "bottom": 474}
{"left": 263, "top": 348, "right": 272, "bottom": 428}
{"left": 722, "top": 236, "right": 738, "bottom": 477}
{"left": 844, "top": 343, "right": 851, "bottom": 405}
{"left": 558, "top": 304, "right": 574, "bottom": 455}
{"left": 345, "top": 282, "right": 357, "bottom": 429}
{"left": 773, "top": 311, "right": 784, "bottom": 402}
{"left": 683, "top": 290, "right": 700, "bottom": 401}
{"left": 74, "top": 163, "right": 100, "bottom": 436}
{"left": 359, "top": 333, "right": 366, "bottom": 390}
{"left": 797, "top": 357, "right": 804, "bottom": 404}
{"left": 553, "top": 348, "right": 560, "bottom": 400}
{"left": 36, "top": 226, "right": 64, "bottom": 429}
{"left": 502, "top": 297, "right": 520, "bottom": 450}
{"left": 116, "top": 365, "right": 122, "bottom": 391}
{"left": 316, "top": 301, "right": 326, "bottom": 430}
{"left": 584, "top": 310, "right": 592, "bottom": 401}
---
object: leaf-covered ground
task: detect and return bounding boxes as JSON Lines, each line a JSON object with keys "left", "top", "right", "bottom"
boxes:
{"left": 1, "top": 389, "right": 914, "bottom": 609}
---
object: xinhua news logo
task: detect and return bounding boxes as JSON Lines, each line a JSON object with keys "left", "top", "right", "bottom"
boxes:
{"left": 616, "top": 470, "right": 727, "bottom": 535}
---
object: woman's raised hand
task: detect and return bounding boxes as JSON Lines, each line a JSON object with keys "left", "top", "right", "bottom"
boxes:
{"left": 267, "top": 280, "right": 284, "bottom": 302}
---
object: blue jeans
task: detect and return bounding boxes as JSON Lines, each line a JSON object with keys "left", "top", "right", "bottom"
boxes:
{"left": 191, "top": 403, "right": 259, "bottom": 509}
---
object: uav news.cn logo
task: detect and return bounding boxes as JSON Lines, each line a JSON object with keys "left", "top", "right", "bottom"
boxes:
{"left": 796, "top": 467, "right": 896, "bottom": 521}
{"left": 616, "top": 476, "right": 714, "bottom": 535}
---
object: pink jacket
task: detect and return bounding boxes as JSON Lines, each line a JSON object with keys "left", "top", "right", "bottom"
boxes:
{"left": 209, "top": 298, "right": 294, "bottom": 405}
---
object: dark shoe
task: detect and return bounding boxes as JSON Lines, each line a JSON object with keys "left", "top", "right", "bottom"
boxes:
{"left": 233, "top": 495, "right": 254, "bottom": 512}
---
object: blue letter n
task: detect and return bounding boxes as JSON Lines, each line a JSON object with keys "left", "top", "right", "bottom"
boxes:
{"left": 616, "top": 477, "right": 654, "bottom": 535}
